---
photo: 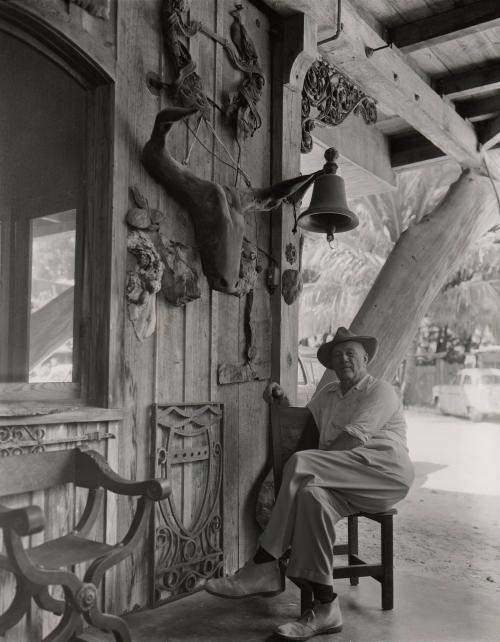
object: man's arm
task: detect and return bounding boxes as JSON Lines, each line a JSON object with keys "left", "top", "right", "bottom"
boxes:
{"left": 342, "top": 380, "right": 400, "bottom": 444}
{"left": 297, "top": 412, "right": 362, "bottom": 451}
{"left": 324, "top": 431, "right": 363, "bottom": 451}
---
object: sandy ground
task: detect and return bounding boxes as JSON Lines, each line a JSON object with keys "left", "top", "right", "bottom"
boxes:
{"left": 335, "top": 408, "right": 500, "bottom": 595}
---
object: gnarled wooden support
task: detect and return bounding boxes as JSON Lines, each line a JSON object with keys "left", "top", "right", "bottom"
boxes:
{"left": 142, "top": 106, "right": 319, "bottom": 296}
{"left": 321, "top": 168, "right": 499, "bottom": 384}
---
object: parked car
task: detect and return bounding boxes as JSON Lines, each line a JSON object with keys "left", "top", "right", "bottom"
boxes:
{"left": 432, "top": 368, "right": 500, "bottom": 422}
{"left": 297, "top": 347, "right": 326, "bottom": 406}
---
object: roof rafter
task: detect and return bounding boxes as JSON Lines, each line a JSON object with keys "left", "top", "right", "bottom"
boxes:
{"left": 434, "top": 63, "right": 500, "bottom": 100}
{"left": 319, "top": 1, "right": 481, "bottom": 169}
{"left": 390, "top": 132, "right": 445, "bottom": 170}
{"left": 262, "top": 1, "right": 487, "bottom": 170}
{"left": 457, "top": 95, "right": 500, "bottom": 122}
{"left": 479, "top": 114, "right": 500, "bottom": 151}
{"left": 389, "top": 0, "right": 500, "bottom": 54}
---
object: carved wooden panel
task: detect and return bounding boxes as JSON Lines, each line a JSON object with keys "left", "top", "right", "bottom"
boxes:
{"left": 152, "top": 403, "right": 224, "bottom": 605}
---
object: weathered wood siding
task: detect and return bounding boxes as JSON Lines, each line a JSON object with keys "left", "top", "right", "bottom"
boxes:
{"left": 1, "top": 0, "right": 292, "bottom": 631}
{"left": 108, "top": 0, "right": 275, "bottom": 613}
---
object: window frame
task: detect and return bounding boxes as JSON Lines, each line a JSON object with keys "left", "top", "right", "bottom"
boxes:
{"left": 0, "top": 9, "right": 114, "bottom": 408}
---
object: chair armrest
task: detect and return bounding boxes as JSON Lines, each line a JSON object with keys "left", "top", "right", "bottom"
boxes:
{"left": 75, "top": 449, "right": 170, "bottom": 500}
{"left": 0, "top": 503, "right": 45, "bottom": 536}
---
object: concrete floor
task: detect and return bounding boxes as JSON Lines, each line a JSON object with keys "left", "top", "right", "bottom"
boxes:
{"left": 81, "top": 411, "right": 500, "bottom": 642}
{"left": 81, "top": 571, "right": 500, "bottom": 642}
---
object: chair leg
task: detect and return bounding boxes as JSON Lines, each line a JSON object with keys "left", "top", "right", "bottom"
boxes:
{"left": 33, "top": 586, "right": 65, "bottom": 616}
{"left": 0, "top": 575, "right": 31, "bottom": 635}
{"left": 84, "top": 604, "right": 131, "bottom": 642}
{"left": 42, "top": 589, "right": 82, "bottom": 642}
{"left": 348, "top": 514, "right": 359, "bottom": 586}
{"left": 380, "top": 515, "right": 394, "bottom": 610}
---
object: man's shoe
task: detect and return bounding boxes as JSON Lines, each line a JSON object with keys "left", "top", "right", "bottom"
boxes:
{"left": 275, "top": 599, "right": 343, "bottom": 641}
{"left": 204, "top": 559, "right": 284, "bottom": 599}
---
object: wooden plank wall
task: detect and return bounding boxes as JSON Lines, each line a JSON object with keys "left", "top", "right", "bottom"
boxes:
{"left": 108, "top": 0, "right": 276, "bottom": 612}
{"left": 1, "top": 0, "right": 286, "bottom": 626}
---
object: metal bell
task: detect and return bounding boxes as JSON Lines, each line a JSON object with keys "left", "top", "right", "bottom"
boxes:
{"left": 297, "top": 148, "right": 359, "bottom": 242}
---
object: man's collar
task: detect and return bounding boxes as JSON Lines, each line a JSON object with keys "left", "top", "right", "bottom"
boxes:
{"left": 328, "top": 373, "right": 371, "bottom": 394}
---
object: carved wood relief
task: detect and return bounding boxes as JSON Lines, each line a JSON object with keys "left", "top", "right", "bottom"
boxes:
{"left": 0, "top": 424, "right": 114, "bottom": 456}
{"left": 154, "top": 0, "right": 265, "bottom": 140}
{"left": 152, "top": 403, "right": 224, "bottom": 604}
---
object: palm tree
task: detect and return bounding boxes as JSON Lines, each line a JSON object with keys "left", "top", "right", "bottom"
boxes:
{"left": 299, "top": 154, "right": 500, "bottom": 396}
{"left": 427, "top": 232, "right": 500, "bottom": 350}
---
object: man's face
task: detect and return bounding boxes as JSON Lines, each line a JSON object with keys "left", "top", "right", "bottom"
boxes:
{"left": 330, "top": 341, "right": 368, "bottom": 385}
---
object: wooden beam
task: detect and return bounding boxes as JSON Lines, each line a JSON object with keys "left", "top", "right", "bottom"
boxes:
{"left": 480, "top": 114, "right": 500, "bottom": 151}
{"left": 457, "top": 95, "right": 500, "bottom": 122}
{"left": 261, "top": 0, "right": 482, "bottom": 166}
{"left": 319, "top": 1, "right": 481, "bottom": 169}
{"left": 389, "top": 0, "right": 500, "bottom": 54}
{"left": 390, "top": 125, "right": 500, "bottom": 171}
{"left": 306, "top": 115, "right": 396, "bottom": 195}
{"left": 434, "top": 63, "right": 500, "bottom": 100}
{"left": 390, "top": 132, "right": 445, "bottom": 170}
{"left": 29, "top": 287, "right": 74, "bottom": 369}
{"left": 271, "top": 12, "right": 317, "bottom": 401}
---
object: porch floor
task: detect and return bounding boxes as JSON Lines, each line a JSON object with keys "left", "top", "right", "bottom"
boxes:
{"left": 81, "top": 569, "right": 499, "bottom": 642}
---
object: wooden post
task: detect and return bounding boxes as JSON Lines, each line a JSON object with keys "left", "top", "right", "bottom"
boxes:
{"left": 348, "top": 169, "right": 500, "bottom": 381}
{"left": 270, "top": 13, "right": 317, "bottom": 401}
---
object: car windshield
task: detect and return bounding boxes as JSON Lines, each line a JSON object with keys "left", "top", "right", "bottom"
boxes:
{"left": 480, "top": 374, "right": 500, "bottom": 385}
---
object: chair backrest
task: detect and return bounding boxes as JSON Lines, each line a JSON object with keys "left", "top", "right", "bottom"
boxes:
{"left": 271, "top": 405, "right": 310, "bottom": 492}
{"left": 0, "top": 450, "right": 77, "bottom": 497}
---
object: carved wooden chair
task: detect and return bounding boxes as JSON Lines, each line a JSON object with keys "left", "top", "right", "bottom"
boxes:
{"left": 262, "top": 405, "right": 397, "bottom": 612}
{"left": 0, "top": 448, "right": 171, "bottom": 641}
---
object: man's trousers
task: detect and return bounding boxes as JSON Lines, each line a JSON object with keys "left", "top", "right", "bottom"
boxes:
{"left": 259, "top": 443, "right": 413, "bottom": 586}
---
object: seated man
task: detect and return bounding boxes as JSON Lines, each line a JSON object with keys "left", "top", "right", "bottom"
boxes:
{"left": 205, "top": 327, "right": 415, "bottom": 641}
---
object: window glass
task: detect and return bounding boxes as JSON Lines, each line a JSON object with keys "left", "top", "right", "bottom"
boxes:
{"left": 463, "top": 375, "right": 471, "bottom": 385}
{"left": 0, "top": 31, "right": 84, "bottom": 384}
{"left": 29, "top": 211, "right": 76, "bottom": 382}
{"left": 298, "top": 359, "right": 306, "bottom": 385}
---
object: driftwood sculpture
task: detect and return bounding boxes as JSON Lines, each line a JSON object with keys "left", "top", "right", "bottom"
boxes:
{"left": 126, "top": 230, "right": 164, "bottom": 341}
{"left": 157, "top": 236, "right": 201, "bottom": 306}
{"left": 142, "top": 106, "right": 320, "bottom": 296}
{"left": 282, "top": 234, "right": 304, "bottom": 305}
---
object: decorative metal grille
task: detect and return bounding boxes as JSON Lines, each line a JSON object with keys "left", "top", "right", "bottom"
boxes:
{"left": 152, "top": 403, "right": 224, "bottom": 604}
{"left": 301, "top": 58, "right": 378, "bottom": 153}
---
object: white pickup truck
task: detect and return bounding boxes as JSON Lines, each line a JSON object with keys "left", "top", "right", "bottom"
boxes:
{"left": 432, "top": 368, "right": 500, "bottom": 422}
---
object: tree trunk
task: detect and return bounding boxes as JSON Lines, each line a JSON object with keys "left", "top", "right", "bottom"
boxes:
{"left": 320, "top": 168, "right": 500, "bottom": 384}
{"left": 401, "top": 335, "right": 418, "bottom": 408}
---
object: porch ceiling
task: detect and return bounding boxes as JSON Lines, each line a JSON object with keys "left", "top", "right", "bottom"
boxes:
{"left": 262, "top": 0, "right": 500, "bottom": 172}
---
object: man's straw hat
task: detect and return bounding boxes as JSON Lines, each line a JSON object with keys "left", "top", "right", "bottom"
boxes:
{"left": 317, "top": 326, "right": 378, "bottom": 369}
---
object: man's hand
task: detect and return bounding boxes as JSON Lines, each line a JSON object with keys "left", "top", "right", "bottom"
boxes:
{"left": 324, "top": 431, "right": 363, "bottom": 451}
{"left": 263, "top": 382, "right": 290, "bottom": 406}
